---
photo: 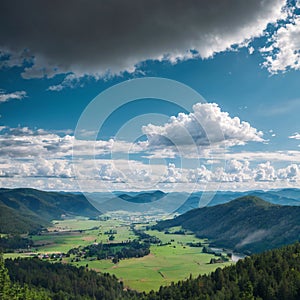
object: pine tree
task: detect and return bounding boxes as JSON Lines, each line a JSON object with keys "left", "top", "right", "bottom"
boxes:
{"left": 0, "top": 253, "right": 11, "bottom": 300}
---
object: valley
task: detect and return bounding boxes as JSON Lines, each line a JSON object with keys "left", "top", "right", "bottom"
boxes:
{"left": 3, "top": 217, "right": 232, "bottom": 292}
{"left": 1, "top": 188, "right": 300, "bottom": 297}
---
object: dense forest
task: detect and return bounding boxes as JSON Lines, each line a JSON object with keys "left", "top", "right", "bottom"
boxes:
{"left": 0, "top": 254, "right": 52, "bottom": 300}
{"left": 0, "top": 235, "right": 33, "bottom": 253}
{"left": 2, "top": 255, "right": 138, "bottom": 299}
{"left": 2, "top": 242, "right": 300, "bottom": 299}
{"left": 69, "top": 240, "right": 150, "bottom": 262}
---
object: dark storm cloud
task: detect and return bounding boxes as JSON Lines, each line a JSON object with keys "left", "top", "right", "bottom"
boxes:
{"left": 0, "top": 0, "right": 285, "bottom": 79}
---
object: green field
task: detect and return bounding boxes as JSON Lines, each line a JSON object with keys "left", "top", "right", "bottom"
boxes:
{"left": 72, "top": 242, "right": 231, "bottom": 292}
{"left": 4, "top": 218, "right": 233, "bottom": 292}
{"left": 28, "top": 218, "right": 135, "bottom": 253}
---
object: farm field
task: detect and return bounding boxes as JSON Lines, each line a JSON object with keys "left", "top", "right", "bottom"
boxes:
{"left": 4, "top": 218, "right": 233, "bottom": 292}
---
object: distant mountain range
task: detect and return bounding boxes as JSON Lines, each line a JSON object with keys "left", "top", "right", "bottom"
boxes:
{"left": 0, "top": 188, "right": 100, "bottom": 234}
{"left": 154, "top": 195, "right": 300, "bottom": 253}
{"left": 117, "top": 190, "right": 166, "bottom": 203}
{"left": 86, "top": 190, "right": 176, "bottom": 213}
{"left": 85, "top": 188, "right": 300, "bottom": 214}
{"left": 175, "top": 188, "right": 300, "bottom": 213}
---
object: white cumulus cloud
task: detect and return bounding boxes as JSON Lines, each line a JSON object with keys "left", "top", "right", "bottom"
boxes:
{"left": 254, "top": 161, "right": 276, "bottom": 181}
{"left": 277, "top": 164, "right": 300, "bottom": 181}
{"left": 143, "top": 103, "right": 264, "bottom": 149}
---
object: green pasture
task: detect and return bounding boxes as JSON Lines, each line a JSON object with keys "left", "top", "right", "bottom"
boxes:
{"left": 72, "top": 243, "right": 231, "bottom": 292}
{"left": 69, "top": 228, "right": 231, "bottom": 292}
{"left": 30, "top": 218, "right": 134, "bottom": 253}
{"left": 5, "top": 218, "right": 233, "bottom": 292}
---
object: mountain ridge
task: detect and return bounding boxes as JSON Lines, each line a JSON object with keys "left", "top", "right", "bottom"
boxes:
{"left": 118, "top": 190, "right": 166, "bottom": 203}
{"left": 154, "top": 195, "right": 300, "bottom": 253}
{"left": 0, "top": 188, "right": 100, "bottom": 234}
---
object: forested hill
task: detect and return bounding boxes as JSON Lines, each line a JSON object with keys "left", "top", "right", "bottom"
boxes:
{"left": 0, "top": 188, "right": 100, "bottom": 234}
{"left": 1, "top": 255, "right": 138, "bottom": 300}
{"left": 154, "top": 196, "right": 300, "bottom": 253}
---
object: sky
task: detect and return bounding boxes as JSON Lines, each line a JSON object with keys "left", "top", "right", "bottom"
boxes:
{"left": 0, "top": 0, "right": 300, "bottom": 193}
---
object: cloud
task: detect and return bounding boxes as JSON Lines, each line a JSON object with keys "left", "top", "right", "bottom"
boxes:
{"left": 0, "top": 127, "right": 74, "bottom": 158}
{"left": 0, "top": 0, "right": 285, "bottom": 86}
{"left": 48, "top": 74, "right": 86, "bottom": 92}
{"left": 261, "top": 5, "right": 300, "bottom": 73}
{"left": 188, "top": 160, "right": 253, "bottom": 183}
{"left": 0, "top": 157, "right": 73, "bottom": 178}
{"left": 277, "top": 164, "right": 300, "bottom": 181}
{"left": 248, "top": 46, "right": 255, "bottom": 55}
{"left": 97, "top": 160, "right": 152, "bottom": 183}
{"left": 162, "top": 163, "right": 184, "bottom": 183}
{"left": 223, "top": 159, "right": 252, "bottom": 182}
{"left": 215, "top": 150, "right": 300, "bottom": 163}
{"left": 254, "top": 161, "right": 276, "bottom": 181}
{"left": 33, "top": 158, "right": 73, "bottom": 178}
{"left": 98, "top": 164, "right": 125, "bottom": 183}
{"left": 289, "top": 132, "right": 300, "bottom": 140}
{"left": 0, "top": 90, "right": 27, "bottom": 103}
{"left": 1, "top": 125, "right": 300, "bottom": 190}
{"left": 188, "top": 166, "right": 213, "bottom": 182}
{"left": 143, "top": 102, "right": 264, "bottom": 149}
{"left": 0, "top": 126, "right": 145, "bottom": 159}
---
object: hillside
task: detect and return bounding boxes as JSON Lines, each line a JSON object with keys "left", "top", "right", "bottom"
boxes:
{"left": 0, "top": 188, "right": 100, "bottom": 234}
{"left": 155, "top": 196, "right": 300, "bottom": 253}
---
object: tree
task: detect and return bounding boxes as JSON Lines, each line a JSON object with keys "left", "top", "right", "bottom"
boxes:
{"left": 112, "top": 256, "right": 119, "bottom": 264}
{"left": 0, "top": 253, "right": 11, "bottom": 300}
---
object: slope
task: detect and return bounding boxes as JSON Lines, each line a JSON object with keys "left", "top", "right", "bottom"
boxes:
{"left": 0, "top": 188, "right": 100, "bottom": 234}
{"left": 155, "top": 196, "right": 300, "bottom": 253}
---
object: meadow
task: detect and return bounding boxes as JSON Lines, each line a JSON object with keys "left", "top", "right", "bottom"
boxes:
{"left": 4, "top": 218, "right": 232, "bottom": 292}
{"left": 72, "top": 240, "right": 231, "bottom": 292}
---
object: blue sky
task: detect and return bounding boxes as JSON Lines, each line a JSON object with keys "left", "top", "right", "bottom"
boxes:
{"left": 0, "top": 0, "right": 300, "bottom": 192}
